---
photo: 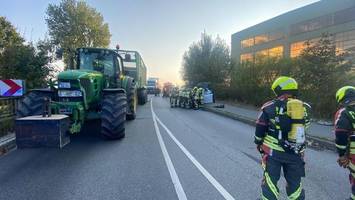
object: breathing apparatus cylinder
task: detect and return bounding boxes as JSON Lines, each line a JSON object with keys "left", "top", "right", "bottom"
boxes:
{"left": 287, "top": 99, "right": 306, "bottom": 144}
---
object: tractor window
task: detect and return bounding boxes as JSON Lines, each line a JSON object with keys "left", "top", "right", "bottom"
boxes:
{"left": 79, "top": 51, "right": 115, "bottom": 77}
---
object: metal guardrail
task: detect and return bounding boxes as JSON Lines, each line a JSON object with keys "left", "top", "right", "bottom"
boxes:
{"left": 0, "top": 97, "right": 20, "bottom": 137}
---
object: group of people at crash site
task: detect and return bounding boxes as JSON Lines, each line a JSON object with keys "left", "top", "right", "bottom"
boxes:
{"left": 168, "top": 86, "right": 205, "bottom": 109}
{"left": 207, "top": 76, "right": 352, "bottom": 200}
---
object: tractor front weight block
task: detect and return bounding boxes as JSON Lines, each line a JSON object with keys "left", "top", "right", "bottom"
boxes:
{"left": 15, "top": 115, "right": 71, "bottom": 148}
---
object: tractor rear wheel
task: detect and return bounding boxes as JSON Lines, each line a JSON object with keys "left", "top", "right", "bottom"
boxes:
{"left": 17, "top": 90, "right": 53, "bottom": 118}
{"left": 101, "top": 92, "right": 127, "bottom": 140}
{"left": 137, "top": 88, "right": 147, "bottom": 105}
{"left": 126, "top": 79, "right": 137, "bottom": 120}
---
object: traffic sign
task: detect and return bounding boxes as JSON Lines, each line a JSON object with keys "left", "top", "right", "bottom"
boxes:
{"left": 0, "top": 79, "right": 24, "bottom": 97}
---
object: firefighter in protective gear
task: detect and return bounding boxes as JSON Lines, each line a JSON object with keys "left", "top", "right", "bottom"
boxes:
{"left": 193, "top": 87, "right": 199, "bottom": 109}
{"left": 334, "top": 86, "right": 355, "bottom": 200}
{"left": 184, "top": 88, "right": 192, "bottom": 108}
{"left": 178, "top": 88, "right": 184, "bottom": 107}
{"left": 191, "top": 87, "right": 198, "bottom": 109}
{"left": 195, "top": 87, "right": 204, "bottom": 109}
{"left": 254, "top": 76, "right": 310, "bottom": 200}
{"left": 170, "top": 87, "right": 179, "bottom": 108}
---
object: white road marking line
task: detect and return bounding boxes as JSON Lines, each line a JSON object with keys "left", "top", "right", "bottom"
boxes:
{"left": 150, "top": 100, "right": 188, "bottom": 200}
{"left": 151, "top": 98, "right": 236, "bottom": 200}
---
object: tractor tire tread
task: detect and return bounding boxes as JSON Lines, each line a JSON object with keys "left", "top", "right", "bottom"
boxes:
{"left": 101, "top": 93, "right": 127, "bottom": 140}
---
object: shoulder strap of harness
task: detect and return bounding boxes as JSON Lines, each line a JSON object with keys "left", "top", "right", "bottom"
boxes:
{"left": 345, "top": 106, "right": 355, "bottom": 129}
{"left": 274, "top": 99, "right": 288, "bottom": 140}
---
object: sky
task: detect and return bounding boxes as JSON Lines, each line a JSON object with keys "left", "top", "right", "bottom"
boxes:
{"left": 0, "top": 0, "right": 319, "bottom": 85}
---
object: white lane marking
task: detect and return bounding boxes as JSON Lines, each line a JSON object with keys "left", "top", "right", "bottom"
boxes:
{"left": 151, "top": 99, "right": 236, "bottom": 200}
{"left": 150, "top": 99, "right": 188, "bottom": 200}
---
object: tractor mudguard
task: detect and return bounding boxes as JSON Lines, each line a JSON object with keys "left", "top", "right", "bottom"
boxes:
{"left": 27, "top": 89, "right": 56, "bottom": 96}
{"left": 102, "top": 88, "right": 126, "bottom": 94}
{"left": 29, "top": 88, "right": 54, "bottom": 92}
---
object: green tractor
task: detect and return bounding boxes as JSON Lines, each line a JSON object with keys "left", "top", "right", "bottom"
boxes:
{"left": 17, "top": 47, "right": 138, "bottom": 139}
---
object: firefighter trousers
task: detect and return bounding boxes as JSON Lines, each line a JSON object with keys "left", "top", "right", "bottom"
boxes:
{"left": 349, "top": 172, "right": 355, "bottom": 199}
{"left": 261, "top": 150, "right": 305, "bottom": 200}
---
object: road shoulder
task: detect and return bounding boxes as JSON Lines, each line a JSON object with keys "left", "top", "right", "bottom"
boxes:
{"left": 202, "top": 103, "right": 336, "bottom": 151}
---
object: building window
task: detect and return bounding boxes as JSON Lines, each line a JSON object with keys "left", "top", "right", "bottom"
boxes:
{"left": 241, "top": 31, "right": 284, "bottom": 49}
{"left": 290, "top": 31, "right": 355, "bottom": 58}
{"left": 255, "top": 49, "right": 269, "bottom": 59}
{"left": 290, "top": 41, "right": 306, "bottom": 58}
{"left": 241, "top": 38, "right": 254, "bottom": 48}
{"left": 290, "top": 15, "right": 333, "bottom": 35}
{"left": 254, "top": 34, "right": 268, "bottom": 45}
{"left": 335, "top": 29, "right": 355, "bottom": 53}
{"left": 240, "top": 53, "right": 254, "bottom": 62}
{"left": 290, "top": 38, "right": 321, "bottom": 58}
{"left": 269, "top": 46, "right": 284, "bottom": 58}
{"left": 334, "top": 7, "right": 355, "bottom": 26}
{"left": 290, "top": 6, "right": 355, "bottom": 36}
{"left": 268, "top": 31, "right": 284, "bottom": 41}
{"left": 255, "top": 46, "right": 284, "bottom": 59}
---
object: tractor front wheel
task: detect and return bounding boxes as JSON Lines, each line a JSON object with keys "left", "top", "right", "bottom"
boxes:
{"left": 101, "top": 92, "right": 127, "bottom": 140}
{"left": 17, "top": 90, "right": 54, "bottom": 118}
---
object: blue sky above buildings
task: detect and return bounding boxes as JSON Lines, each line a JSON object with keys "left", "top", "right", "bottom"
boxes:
{"left": 0, "top": 0, "right": 319, "bottom": 84}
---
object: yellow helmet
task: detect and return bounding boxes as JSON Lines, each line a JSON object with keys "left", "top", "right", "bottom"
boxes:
{"left": 271, "top": 76, "right": 298, "bottom": 96}
{"left": 336, "top": 86, "right": 355, "bottom": 105}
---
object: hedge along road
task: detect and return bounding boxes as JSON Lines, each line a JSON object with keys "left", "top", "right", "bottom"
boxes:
{"left": 0, "top": 96, "right": 350, "bottom": 200}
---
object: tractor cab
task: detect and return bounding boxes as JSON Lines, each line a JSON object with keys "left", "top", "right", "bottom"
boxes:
{"left": 76, "top": 48, "right": 124, "bottom": 88}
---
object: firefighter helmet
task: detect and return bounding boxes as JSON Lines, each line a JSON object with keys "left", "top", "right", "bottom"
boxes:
{"left": 271, "top": 76, "right": 298, "bottom": 96}
{"left": 336, "top": 86, "right": 355, "bottom": 105}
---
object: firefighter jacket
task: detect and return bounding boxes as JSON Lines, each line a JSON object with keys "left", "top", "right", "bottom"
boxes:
{"left": 334, "top": 105, "right": 355, "bottom": 156}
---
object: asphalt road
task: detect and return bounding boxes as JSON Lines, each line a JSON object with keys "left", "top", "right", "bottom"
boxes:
{"left": 0, "top": 96, "right": 350, "bottom": 200}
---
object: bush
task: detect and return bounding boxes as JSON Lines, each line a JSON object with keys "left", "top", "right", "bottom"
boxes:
{"left": 230, "top": 57, "right": 295, "bottom": 106}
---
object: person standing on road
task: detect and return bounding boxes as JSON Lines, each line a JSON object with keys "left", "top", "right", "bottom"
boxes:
{"left": 254, "top": 76, "right": 311, "bottom": 200}
{"left": 178, "top": 88, "right": 184, "bottom": 107}
{"left": 197, "top": 87, "right": 204, "bottom": 108}
{"left": 334, "top": 86, "right": 355, "bottom": 200}
{"left": 170, "top": 87, "right": 179, "bottom": 107}
{"left": 191, "top": 87, "right": 198, "bottom": 109}
{"left": 185, "top": 88, "right": 191, "bottom": 108}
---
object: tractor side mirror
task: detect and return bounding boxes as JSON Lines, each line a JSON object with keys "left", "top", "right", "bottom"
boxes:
{"left": 56, "top": 48, "right": 64, "bottom": 60}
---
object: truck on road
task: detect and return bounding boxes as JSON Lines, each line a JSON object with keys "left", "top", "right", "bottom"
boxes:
{"left": 162, "top": 82, "right": 173, "bottom": 97}
{"left": 147, "top": 77, "right": 160, "bottom": 96}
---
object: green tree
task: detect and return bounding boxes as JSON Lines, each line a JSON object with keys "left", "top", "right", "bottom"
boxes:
{"left": 46, "top": 0, "right": 111, "bottom": 67}
{"left": 182, "top": 32, "right": 230, "bottom": 96}
{"left": 0, "top": 42, "right": 54, "bottom": 89}
{"left": 0, "top": 16, "right": 24, "bottom": 51}
{"left": 294, "top": 34, "right": 353, "bottom": 118}
{"left": 0, "top": 17, "right": 53, "bottom": 89}
{"left": 230, "top": 57, "right": 295, "bottom": 105}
